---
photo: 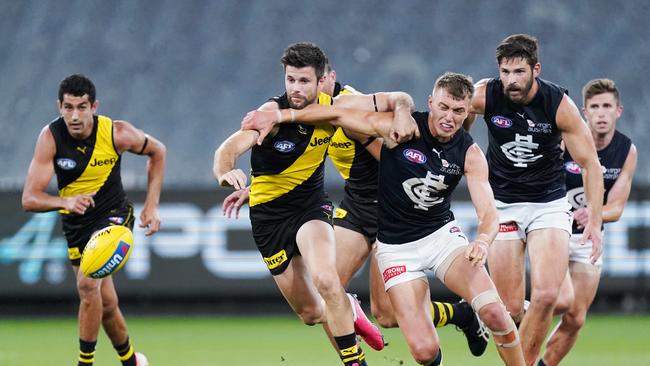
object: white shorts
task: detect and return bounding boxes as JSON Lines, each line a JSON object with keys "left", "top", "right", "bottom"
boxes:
{"left": 375, "top": 221, "right": 468, "bottom": 291}
{"left": 569, "top": 232, "right": 603, "bottom": 267}
{"left": 495, "top": 198, "right": 573, "bottom": 241}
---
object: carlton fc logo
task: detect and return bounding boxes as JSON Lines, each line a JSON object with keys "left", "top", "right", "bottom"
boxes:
{"left": 403, "top": 149, "right": 427, "bottom": 164}
{"left": 274, "top": 140, "right": 295, "bottom": 152}
{"left": 56, "top": 158, "right": 76, "bottom": 170}
{"left": 491, "top": 116, "right": 512, "bottom": 128}
{"left": 564, "top": 161, "right": 581, "bottom": 174}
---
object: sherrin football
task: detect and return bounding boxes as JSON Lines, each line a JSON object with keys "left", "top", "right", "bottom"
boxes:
{"left": 80, "top": 225, "right": 133, "bottom": 279}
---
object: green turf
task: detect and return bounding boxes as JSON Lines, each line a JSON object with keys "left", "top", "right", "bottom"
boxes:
{"left": 1, "top": 314, "right": 648, "bottom": 365}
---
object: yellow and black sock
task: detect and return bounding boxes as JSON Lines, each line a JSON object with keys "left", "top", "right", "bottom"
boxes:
{"left": 78, "top": 339, "right": 96, "bottom": 366}
{"left": 114, "top": 337, "right": 136, "bottom": 366}
{"left": 334, "top": 333, "right": 366, "bottom": 366}
{"left": 424, "top": 348, "right": 443, "bottom": 366}
{"left": 430, "top": 301, "right": 473, "bottom": 328}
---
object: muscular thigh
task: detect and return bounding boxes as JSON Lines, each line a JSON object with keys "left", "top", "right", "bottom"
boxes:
{"left": 527, "top": 228, "right": 570, "bottom": 290}
{"left": 334, "top": 225, "right": 372, "bottom": 287}
{"left": 568, "top": 262, "right": 601, "bottom": 314}
{"left": 487, "top": 239, "right": 525, "bottom": 310}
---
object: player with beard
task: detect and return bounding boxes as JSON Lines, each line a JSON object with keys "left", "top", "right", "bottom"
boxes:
{"left": 463, "top": 34, "right": 604, "bottom": 364}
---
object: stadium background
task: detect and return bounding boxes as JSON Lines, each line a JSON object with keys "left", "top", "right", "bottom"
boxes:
{"left": 1, "top": 0, "right": 649, "bottom": 364}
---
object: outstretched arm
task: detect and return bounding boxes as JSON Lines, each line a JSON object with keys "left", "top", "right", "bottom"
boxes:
{"left": 558, "top": 94, "right": 604, "bottom": 263}
{"left": 464, "top": 143, "right": 499, "bottom": 267}
{"left": 213, "top": 130, "right": 259, "bottom": 190}
{"left": 114, "top": 120, "right": 166, "bottom": 236}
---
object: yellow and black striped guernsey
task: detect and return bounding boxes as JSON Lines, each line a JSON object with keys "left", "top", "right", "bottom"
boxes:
{"left": 50, "top": 115, "right": 127, "bottom": 225}
{"left": 249, "top": 93, "right": 335, "bottom": 223}
{"left": 327, "top": 82, "right": 378, "bottom": 204}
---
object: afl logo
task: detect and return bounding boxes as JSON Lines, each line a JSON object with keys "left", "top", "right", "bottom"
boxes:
{"left": 56, "top": 158, "right": 76, "bottom": 170}
{"left": 491, "top": 116, "right": 512, "bottom": 128}
{"left": 274, "top": 141, "right": 295, "bottom": 152}
{"left": 403, "top": 149, "right": 427, "bottom": 164}
{"left": 564, "top": 161, "right": 581, "bottom": 174}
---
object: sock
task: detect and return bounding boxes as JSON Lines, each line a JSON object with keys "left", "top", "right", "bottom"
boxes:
{"left": 78, "top": 339, "right": 97, "bottom": 366}
{"left": 114, "top": 337, "right": 136, "bottom": 366}
{"left": 424, "top": 348, "right": 443, "bottom": 366}
{"left": 538, "top": 359, "right": 547, "bottom": 366}
{"left": 430, "top": 301, "right": 473, "bottom": 328}
{"left": 334, "top": 333, "right": 366, "bottom": 366}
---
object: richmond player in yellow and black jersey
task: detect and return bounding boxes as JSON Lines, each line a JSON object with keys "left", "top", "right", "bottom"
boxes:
{"left": 214, "top": 43, "right": 381, "bottom": 366}
{"left": 22, "top": 74, "right": 165, "bottom": 366}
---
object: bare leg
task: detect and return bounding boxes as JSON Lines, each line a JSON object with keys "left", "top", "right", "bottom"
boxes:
{"left": 552, "top": 270, "right": 574, "bottom": 315}
{"left": 100, "top": 276, "right": 129, "bottom": 345}
{"left": 487, "top": 239, "right": 526, "bottom": 324}
{"left": 369, "top": 246, "right": 398, "bottom": 328}
{"left": 519, "top": 229, "right": 569, "bottom": 364}
{"left": 75, "top": 267, "right": 103, "bottom": 342}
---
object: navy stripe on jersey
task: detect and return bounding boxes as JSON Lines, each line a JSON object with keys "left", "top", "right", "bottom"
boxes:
{"left": 484, "top": 77, "right": 567, "bottom": 203}
{"left": 377, "top": 111, "right": 474, "bottom": 244}
{"left": 565, "top": 130, "right": 631, "bottom": 233}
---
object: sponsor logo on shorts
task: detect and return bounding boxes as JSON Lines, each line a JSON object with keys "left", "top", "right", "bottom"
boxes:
{"left": 274, "top": 141, "right": 295, "bottom": 152}
{"left": 383, "top": 265, "right": 406, "bottom": 283}
{"left": 56, "top": 158, "right": 76, "bottom": 170}
{"left": 491, "top": 116, "right": 512, "bottom": 128}
{"left": 68, "top": 247, "right": 81, "bottom": 260}
{"left": 108, "top": 216, "right": 124, "bottom": 225}
{"left": 403, "top": 149, "right": 427, "bottom": 164}
{"left": 264, "top": 249, "right": 288, "bottom": 270}
{"left": 564, "top": 161, "right": 581, "bottom": 174}
{"left": 499, "top": 222, "right": 519, "bottom": 233}
{"left": 449, "top": 226, "right": 461, "bottom": 233}
{"left": 333, "top": 207, "right": 347, "bottom": 219}
{"left": 321, "top": 204, "right": 333, "bottom": 213}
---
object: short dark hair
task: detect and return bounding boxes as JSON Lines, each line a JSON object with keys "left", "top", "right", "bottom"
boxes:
{"left": 434, "top": 72, "right": 474, "bottom": 100}
{"left": 496, "top": 34, "right": 539, "bottom": 67}
{"left": 582, "top": 78, "right": 621, "bottom": 106}
{"left": 58, "top": 74, "right": 96, "bottom": 104}
{"left": 281, "top": 42, "right": 328, "bottom": 79}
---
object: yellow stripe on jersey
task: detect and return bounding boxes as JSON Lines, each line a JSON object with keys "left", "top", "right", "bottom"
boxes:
{"left": 59, "top": 116, "right": 118, "bottom": 209}
{"left": 328, "top": 128, "right": 356, "bottom": 180}
{"left": 249, "top": 125, "right": 333, "bottom": 206}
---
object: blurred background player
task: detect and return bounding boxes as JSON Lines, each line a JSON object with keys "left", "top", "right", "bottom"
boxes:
{"left": 464, "top": 34, "right": 604, "bottom": 364}
{"left": 21, "top": 74, "right": 166, "bottom": 366}
{"left": 538, "top": 79, "right": 637, "bottom": 366}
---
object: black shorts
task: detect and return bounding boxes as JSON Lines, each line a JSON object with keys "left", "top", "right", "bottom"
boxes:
{"left": 333, "top": 197, "right": 378, "bottom": 242}
{"left": 62, "top": 202, "right": 135, "bottom": 265}
{"left": 252, "top": 201, "right": 333, "bottom": 275}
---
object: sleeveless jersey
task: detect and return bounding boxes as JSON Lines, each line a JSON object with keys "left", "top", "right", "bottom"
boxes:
{"left": 484, "top": 77, "right": 567, "bottom": 203}
{"left": 249, "top": 93, "right": 335, "bottom": 223}
{"left": 50, "top": 115, "right": 126, "bottom": 225}
{"left": 327, "top": 82, "right": 378, "bottom": 203}
{"left": 565, "top": 130, "right": 632, "bottom": 233}
{"left": 377, "top": 111, "right": 474, "bottom": 244}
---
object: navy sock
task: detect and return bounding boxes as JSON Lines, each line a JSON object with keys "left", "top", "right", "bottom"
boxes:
{"left": 78, "top": 339, "right": 97, "bottom": 366}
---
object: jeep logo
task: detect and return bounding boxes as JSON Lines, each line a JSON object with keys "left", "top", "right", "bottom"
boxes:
{"left": 89, "top": 157, "right": 117, "bottom": 167}
{"left": 309, "top": 136, "right": 331, "bottom": 147}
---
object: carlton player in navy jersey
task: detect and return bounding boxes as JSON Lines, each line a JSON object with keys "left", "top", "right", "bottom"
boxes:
{"left": 538, "top": 79, "right": 637, "bottom": 366}
{"left": 22, "top": 75, "right": 165, "bottom": 366}
{"left": 464, "top": 34, "right": 605, "bottom": 364}
{"left": 243, "top": 73, "right": 526, "bottom": 366}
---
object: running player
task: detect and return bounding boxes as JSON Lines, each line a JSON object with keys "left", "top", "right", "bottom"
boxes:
{"left": 538, "top": 79, "right": 637, "bottom": 366}
{"left": 242, "top": 72, "right": 526, "bottom": 366}
{"left": 22, "top": 74, "right": 165, "bottom": 366}
{"left": 213, "top": 42, "right": 415, "bottom": 366}
{"left": 463, "top": 34, "right": 604, "bottom": 364}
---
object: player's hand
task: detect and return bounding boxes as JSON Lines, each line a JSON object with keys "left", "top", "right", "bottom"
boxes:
{"left": 572, "top": 207, "right": 589, "bottom": 230}
{"left": 387, "top": 110, "right": 419, "bottom": 147}
{"left": 241, "top": 110, "right": 278, "bottom": 145}
{"left": 63, "top": 192, "right": 96, "bottom": 215}
{"left": 465, "top": 240, "right": 489, "bottom": 267}
{"left": 582, "top": 223, "right": 603, "bottom": 264}
{"left": 219, "top": 169, "right": 248, "bottom": 190}
{"left": 223, "top": 187, "right": 250, "bottom": 219}
{"left": 139, "top": 204, "right": 161, "bottom": 236}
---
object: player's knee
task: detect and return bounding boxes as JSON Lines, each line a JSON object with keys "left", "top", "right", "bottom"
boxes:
{"left": 478, "top": 302, "right": 509, "bottom": 331}
{"left": 501, "top": 298, "right": 523, "bottom": 320}
{"left": 296, "top": 305, "right": 323, "bottom": 326}
{"left": 312, "top": 271, "right": 340, "bottom": 299}
{"left": 102, "top": 296, "right": 119, "bottom": 316}
{"left": 76, "top": 277, "right": 100, "bottom": 298}
{"left": 410, "top": 341, "right": 440, "bottom": 365}
{"left": 563, "top": 310, "right": 586, "bottom": 331}
{"left": 371, "top": 304, "right": 398, "bottom": 328}
{"left": 531, "top": 287, "right": 559, "bottom": 310}
{"left": 554, "top": 295, "right": 572, "bottom": 315}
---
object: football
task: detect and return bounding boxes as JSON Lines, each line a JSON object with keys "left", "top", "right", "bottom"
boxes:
{"left": 80, "top": 225, "right": 133, "bottom": 279}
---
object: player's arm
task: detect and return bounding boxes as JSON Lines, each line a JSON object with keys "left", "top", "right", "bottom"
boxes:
{"left": 114, "top": 120, "right": 167, "bottom": 236}
{"left": 22, "top": 127, "right": 96, "bottom": 214}
{"left": 558, "top": 94, "right": 604, "bottom": 262}
{"left": 463, "top": 78, "right": 489, "bottom": 131}
{"left": 213, "top": 129, "right": 259, "bottom": 190}
{"left": 464, "top": 143, "right": 498, "bottom": 267}
{"left": 602, "top": 144, "right": 637, "bottom": 223}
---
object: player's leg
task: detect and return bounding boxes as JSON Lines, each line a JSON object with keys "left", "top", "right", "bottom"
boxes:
{"left": 74, "top": 266, "right": 103, "bottom": 366}
{"left": 369, "top": 246, "right": 397, "bottom": 328}
{"left": 520, "top": 228, "right": 569, "bottom": 364}
{"left": 443, "top": 251, "right": 525, "bottom": 366}
{"left": 541, "top": 263, "right": 600, "bottom": 366}
{"left": 551, "top": 270, "right": 574, "bottom": 315}
{"left": 487, "top": 237, "right": 526, "bottom": 324}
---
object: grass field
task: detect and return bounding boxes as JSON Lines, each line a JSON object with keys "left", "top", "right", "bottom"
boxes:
{"left": 2, "top": 314, "right": 649, "bottom": 365}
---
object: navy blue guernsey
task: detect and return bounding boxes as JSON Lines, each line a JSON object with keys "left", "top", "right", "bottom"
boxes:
{"left": 377, "top": 111, "right": 474, "bottom": 244}
{"left": 484, "top": 77, "right": 567, "bottom": 203}
{"left": 564, "top": 130, "right": 631, "bottom": 234}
